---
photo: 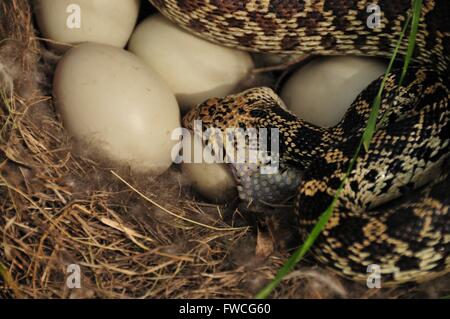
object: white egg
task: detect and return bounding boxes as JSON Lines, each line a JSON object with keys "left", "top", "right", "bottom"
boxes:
{"left": 181, "top": 135, "right": 237, "bottom": 203}
{"left": 34, "top": 0, "right": 140, "bottom": 53}
{"left": 182, "top": 162, "right": 237, "bottom": 203}
{"left": 53, "top": 43, "right": 180, "bottom": 174}
{"left": 128, "top": 14, "right": 254, "bottom": 112}
{"left": 280, "top": 56, "right": 388, "bottom": 127}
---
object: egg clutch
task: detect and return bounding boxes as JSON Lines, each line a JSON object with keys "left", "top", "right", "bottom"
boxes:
{"left": 33, "top": 0, "right": 388, "bottom": 204}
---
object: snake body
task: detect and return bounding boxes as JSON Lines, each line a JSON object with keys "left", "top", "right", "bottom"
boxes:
{"left": 150, "top": 0, "right": 450, "bottom": 284}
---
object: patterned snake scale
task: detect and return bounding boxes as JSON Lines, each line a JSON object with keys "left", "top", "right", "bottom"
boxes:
{"left": 149, "top": 0, "right": 450, "bottom": 285}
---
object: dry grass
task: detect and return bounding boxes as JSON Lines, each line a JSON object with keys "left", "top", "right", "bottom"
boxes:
{"left": 0, "top": 0, "right": 448, "bottom": 299}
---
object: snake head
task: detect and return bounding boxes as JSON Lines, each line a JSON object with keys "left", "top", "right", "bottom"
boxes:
{"left": 181, "top": 86, "right": 319, "bottom": 169}
{"left": 182, "top": 87, "right": 295, "bottom": 132}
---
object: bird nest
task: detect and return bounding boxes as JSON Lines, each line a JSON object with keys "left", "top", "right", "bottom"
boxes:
{"left": 0, "top": 0, "right": 448, "bottom": 299}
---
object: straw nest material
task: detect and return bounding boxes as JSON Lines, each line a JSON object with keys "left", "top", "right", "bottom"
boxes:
{"left": 0, "top": 0, "right": 449, "bottom": 299}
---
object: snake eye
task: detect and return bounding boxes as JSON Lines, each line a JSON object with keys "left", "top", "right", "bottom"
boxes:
{"left": 250, "top": 109, "right": 268, "bottom": 117}
{"left": 208, "top": 107, "right": 217, "bottom": 116}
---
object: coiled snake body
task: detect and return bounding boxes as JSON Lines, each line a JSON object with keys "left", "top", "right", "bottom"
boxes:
{"left": 150, "top": 0, "right": 450, "bottom": 284}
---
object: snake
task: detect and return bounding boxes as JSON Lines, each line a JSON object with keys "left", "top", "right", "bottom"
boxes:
{"left": 149, "top": 0, "right": 450, "bottom": 285}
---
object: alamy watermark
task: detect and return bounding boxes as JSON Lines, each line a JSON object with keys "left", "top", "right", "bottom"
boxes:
{"left": 66, "top": 4, "right": 81, "bottom": 29}
{"left": 66, "top": 264, "right": 81, "bottom": 289}
{"left": 367, "top": 4, "right": 382, "bottom": 29}
{"left": 171, "top": 120, "right": 280, "bottom": 175}
{"left": 63, "top": 3, "right": 382, "bottom": 31}
{"left": 366, "top": 264, "right": 382, "bottom": 288}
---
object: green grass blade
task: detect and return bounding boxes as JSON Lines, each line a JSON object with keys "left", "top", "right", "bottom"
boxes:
{"left": 362, "top": 14, "right": 412, "bottom": 151}
{"left": 256, "top": 138, "right": 363, "bottom": 299}
{"left": 255, "top": 196, "right": 338, "bottom": 299}
{"left": 256, "top": 0, "right": 423, "bottom": 299}
{"left": 367, "top": 0, "right": 422, "bottom": 142}
{"left": 399, "top": 0, "right": 423, "bottom": 86}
